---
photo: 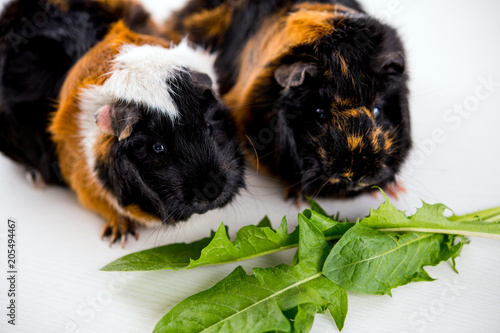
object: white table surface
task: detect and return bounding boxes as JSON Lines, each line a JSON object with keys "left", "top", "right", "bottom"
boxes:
{"left": 1, "top": 0, "right": 500, "bottom": 332}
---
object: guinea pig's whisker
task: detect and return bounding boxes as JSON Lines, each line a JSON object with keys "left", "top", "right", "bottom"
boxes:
{"left": 245, "top": 135, "right": 260, "bottom": 172}
{"left": 288, "top": 174, "right": 323, "bottom": 194}
{"left": 116, "top": 116, "right": 141, "bottom": 124}
{"left": 257, "top": 148, "right": 282, "bottom": 160}
{"left": 313, "top": 179, "right": 332, "bottom": 200}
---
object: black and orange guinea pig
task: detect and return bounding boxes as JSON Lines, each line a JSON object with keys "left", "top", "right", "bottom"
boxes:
{"left": 0, "top": 0, "right": 158, "bottom": 186}
{"left": 166, "top": 0, "right": 412, "bottom": 199}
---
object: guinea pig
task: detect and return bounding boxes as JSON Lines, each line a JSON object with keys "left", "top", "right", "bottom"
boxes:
{"left": 48, "top": 21, "right": 245, "bottom": 246}
{"left": 166, "top": 0, "right": 412, "bottom": 199}
{"left": 0, "top": 0, "right": 158, "bottom": 187}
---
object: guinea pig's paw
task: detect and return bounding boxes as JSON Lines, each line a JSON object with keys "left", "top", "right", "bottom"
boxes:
{"left": 284, "top": 187, "right": 305, "bottom": 209}
{"left": 26, "top": 170, "right": 46, "bottom": 190}
{"left": 381, "top": 182, "right": 407, "bottom": 200}
{"left": 101, "top": 215, "right": 139, "bottom": 249}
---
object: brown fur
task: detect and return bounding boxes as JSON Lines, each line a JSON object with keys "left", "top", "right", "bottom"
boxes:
{"left": 347, "top": 135, "right": 364, "bottom": 151}
{"left": 183, "top": 5, "right": 234, "bottom": 47}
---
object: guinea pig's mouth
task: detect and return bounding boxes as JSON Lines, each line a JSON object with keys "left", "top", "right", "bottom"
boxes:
{"left": 343, "top": 182, "right": 370, "bottom": 192}
{"left": 191, "top": 192, "right": 237, "bottom": 214}
{"left": 306, "top": 181, "right": 370, "bottom": 197}
{"left": 159, "top": 203, "right": 217, "bottom": 224}
{"left": 300, "top": 173, "right": 395, "bottom": 198}
{"left": 298, "top": 154, "right": 398, "bottom": 197}
{"left": 158, "top": 189, "right": 240, "bottom": 224}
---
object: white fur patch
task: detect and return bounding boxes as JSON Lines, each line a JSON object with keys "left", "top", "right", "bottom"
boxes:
{"left": 79, "top": 40, "right": 217, "bottom": 121}
{"left": 78, "top": 39, "right": 217, "bottom": 173}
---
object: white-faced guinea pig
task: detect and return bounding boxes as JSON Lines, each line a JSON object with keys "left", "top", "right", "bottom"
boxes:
{"left": 0, "top": 0, "right": 160, "bottom": 186}
{"left": 47, "top": 21, "right": 245, "bottom": 246}
{"left": 166, "top": 0, "right": 412, "bottom": 199}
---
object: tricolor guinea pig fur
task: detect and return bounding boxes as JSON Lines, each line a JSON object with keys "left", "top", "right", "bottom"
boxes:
{"left": 0, "top": 0, "right": 158, "bottom": 186}
{"left": 50, "top": 22, "right": 245, "bottom": 245}
{"left": 167, "top": 0, "right": 412, "bottom": 198}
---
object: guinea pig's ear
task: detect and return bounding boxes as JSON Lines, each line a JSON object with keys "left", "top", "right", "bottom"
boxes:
{"left": 95, "top": 105, "right": 115, "bottom": 136}
{"left": 379, "top": 51, "right": 405, "bottom": 75}
{"left": 191, "top": 71, "right": 213, "bottom": 90}
{"left": 274, "top": 62, "right": 319, "bottom": 89}
{"left": 95, "top": 104, "right": 140, "bottom": 141}
{"left": 191, "top": 71, "right": 218, "bottom": 101}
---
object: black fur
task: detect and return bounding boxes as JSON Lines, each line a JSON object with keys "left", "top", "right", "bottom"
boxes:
{"left": 265, "top": 16, "right": 410, "bottom": 197}
{"left": 170, "top": 0, "right": 364, "bottom": 95}
{"left": 0, "top": 0, "right": 155, "bottom": 184}
{"left": 169, "top": 0, "right": 411, "bottom": 197}
{"left": 95, "top": 70, "right": 245, "bottom": 223}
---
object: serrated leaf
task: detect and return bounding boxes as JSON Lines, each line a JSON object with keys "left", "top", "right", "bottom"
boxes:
{"left": 101, "top": 233, "right": 215, "bottom": 271}
{"left": 153, "top": 213, "right": 347, "bottom": 333}
{"left": 323, "top": 224, "right": 463, "bottom": 295}
{"left": 102, "top": 217, "right": 295, "bottom": 271}
{"left": 361, "top": 192, "right": 500, "bottom": 239}
{"left": 103, "top": 213, "right": 352, "bottom": 272}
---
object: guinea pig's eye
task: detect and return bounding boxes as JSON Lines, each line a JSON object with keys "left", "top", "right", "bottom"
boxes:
{"left": 316, "top": 108, "right": 327, "bottom": 121}
{"left": 206, "top": 122, "right": 213, "bottom": 135}
{"left": 374, "top": 104, "right": 382, "bottom": 117}
{"left": 152, "top": 142, "right": 165, "bottom": 154}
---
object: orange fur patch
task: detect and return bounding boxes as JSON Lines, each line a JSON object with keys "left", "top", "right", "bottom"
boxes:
{"left": 123, "top": 205, "right": 159, "bottom": 224}
{"left": 360, "top": 107, "right": 372, "bottom": 118}
{"left": 183, "top": 4, "right": 233, "bottom": 44}
{"left": 333, "top": 97, "right": 356, "bottom": 110}
{"left": 371, "top": 129, "right": 381, "bottom": 152}
{"left": 285, "top": 10, "right": 338, "bottom": 45}
{"left": 337, "top": 53, "right": 349, "bottom": 76}
{"left": 95, "top": 136, "right": 115, "bottom": 164}
{"left": 347, "top": 135, "right": 364, "bottom": 151}
{"left": 344, "top": 108, "right": 359, "bottom": 118}
{"left": 342, "top": 170, "right": 354, "bottom": 180}
{"left": 383, "top": 132, "right": 395, "bottom": 152}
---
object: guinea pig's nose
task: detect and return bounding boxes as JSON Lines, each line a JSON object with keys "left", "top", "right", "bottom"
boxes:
{"left": 190, "top": 171, "right": 227, "bottom": 203}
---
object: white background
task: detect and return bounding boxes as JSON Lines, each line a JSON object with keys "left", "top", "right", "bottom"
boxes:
{"left": 1, "top": 0, "right": 500, "bottom": 332}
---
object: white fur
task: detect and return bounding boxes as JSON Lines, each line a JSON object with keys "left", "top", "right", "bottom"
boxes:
{"left": 78, "top": 40, "right": 217, "bottom": 175}
{"left": 79, "top": 101, "right": 102, "bottom": 178}
{"left": 79, "top": 40, "right": 217, "bottom": 121}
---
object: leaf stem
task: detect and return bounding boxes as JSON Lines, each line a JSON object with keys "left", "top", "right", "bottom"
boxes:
{"left": 451, "top": 207, "right": 500, "bottom": 222}
{"left": 192, "top": 235, "right": 344, "bottom": 268}
{"left": 378, "top": 228, "right": 500, "bottom": 240}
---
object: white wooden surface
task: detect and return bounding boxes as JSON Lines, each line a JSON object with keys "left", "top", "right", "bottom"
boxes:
{"left": 1, "top": 0, "right": 499, "bottom": 332}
